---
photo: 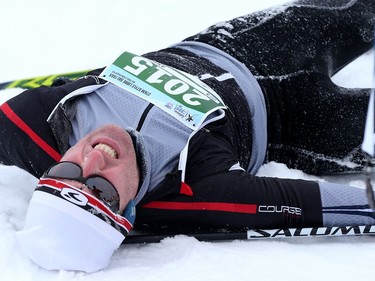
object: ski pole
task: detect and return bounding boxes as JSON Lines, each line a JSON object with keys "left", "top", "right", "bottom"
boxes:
{"left": 361, "top": 31, "right": 375, "bottom": 209}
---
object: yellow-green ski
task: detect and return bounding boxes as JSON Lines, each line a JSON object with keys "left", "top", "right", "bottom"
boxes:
{"left": 0, "top": 70, "right": 90, "bottom": 90}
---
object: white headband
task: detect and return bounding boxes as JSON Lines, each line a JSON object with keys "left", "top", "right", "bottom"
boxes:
{"left": 16, "top": 178, "right": 135, "bottom": 272}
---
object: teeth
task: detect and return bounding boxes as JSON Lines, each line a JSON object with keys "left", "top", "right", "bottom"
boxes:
{"left": 94, "top": 143, "right": 118, "bottom": 159}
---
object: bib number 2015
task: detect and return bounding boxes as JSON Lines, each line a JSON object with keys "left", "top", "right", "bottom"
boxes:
{"left": 100, "top": 51, "right": 226, "bottom": 129}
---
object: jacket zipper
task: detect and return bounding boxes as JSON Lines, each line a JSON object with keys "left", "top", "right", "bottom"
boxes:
{"left": 136, "top": 103, "right": 154, "bottom": 131}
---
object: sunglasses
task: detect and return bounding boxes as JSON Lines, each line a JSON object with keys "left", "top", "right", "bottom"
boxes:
{"left": 42, "top": 161, "right": 120, "bottom": 213}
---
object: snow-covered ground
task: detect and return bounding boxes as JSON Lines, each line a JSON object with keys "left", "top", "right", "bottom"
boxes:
{"left": 1, "top": 0, "right": 374, "bottom": 280}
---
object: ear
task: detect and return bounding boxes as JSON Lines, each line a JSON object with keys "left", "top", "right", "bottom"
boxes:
{"left": 122, "top": 199, "right": 136, "bottom": 225}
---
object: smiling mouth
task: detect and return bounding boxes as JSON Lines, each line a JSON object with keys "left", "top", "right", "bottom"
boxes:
{"left": 94, "top": 143, "right": 118, "bottom": 159}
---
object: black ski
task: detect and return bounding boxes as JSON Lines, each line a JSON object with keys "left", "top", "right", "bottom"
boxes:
{"left": 123, "top": 224, "right": 375, "bottom": 244}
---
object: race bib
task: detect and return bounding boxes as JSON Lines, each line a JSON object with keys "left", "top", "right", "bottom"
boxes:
{"left": 99, "top": 51, "right": 226, "bottom": 130}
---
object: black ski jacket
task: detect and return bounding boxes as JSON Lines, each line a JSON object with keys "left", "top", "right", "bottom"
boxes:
{"left": 0, "top": 47, "right": 323, "bottom": 233}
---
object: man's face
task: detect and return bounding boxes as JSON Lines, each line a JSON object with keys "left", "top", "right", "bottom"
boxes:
{"left": 59, "top": 125, "right": 140, "bottom": 213}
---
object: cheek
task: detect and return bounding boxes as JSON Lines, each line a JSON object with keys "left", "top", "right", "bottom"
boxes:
{"left": 106, "top": 169, "right": 127, "bottom": 197}
{"left": 110, "top": 170, "right": 135, "bottom": 212}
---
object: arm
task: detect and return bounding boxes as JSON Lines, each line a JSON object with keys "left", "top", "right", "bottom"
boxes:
{"left": 136, "top": 170, "right": 323, "bottom": 232}
{"left": 0, "top": 86, "right": 64, "bottom": 177}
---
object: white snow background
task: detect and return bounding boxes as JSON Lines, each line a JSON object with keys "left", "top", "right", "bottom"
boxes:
{"left": 1, "top": 0, "right": 375, "bottom": 280}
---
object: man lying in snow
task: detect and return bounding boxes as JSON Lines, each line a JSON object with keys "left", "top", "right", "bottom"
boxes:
{"left": 1, "top": 0, "right": 374, "bottom": 273}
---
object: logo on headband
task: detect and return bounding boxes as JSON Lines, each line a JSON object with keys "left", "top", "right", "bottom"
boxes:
{"left": 36, "top": 178, "right": 134, "bottom": 236}
{"left": 60, "top": 188, "right": 89, "bottom": 206}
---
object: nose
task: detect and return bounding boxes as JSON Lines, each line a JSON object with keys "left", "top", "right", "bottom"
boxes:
{"left": 81, "top": 149, "right": 106, "bottom": 177}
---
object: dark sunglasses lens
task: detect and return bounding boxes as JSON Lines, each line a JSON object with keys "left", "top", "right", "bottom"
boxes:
{"left": 45, "top": 162, "right": 120, "bottom": 213}
{"left": 86, "top": 177, "right": 120, "bottom": 211}
{"left": 46, "top": 162, "right": 82, "bottom": 179}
